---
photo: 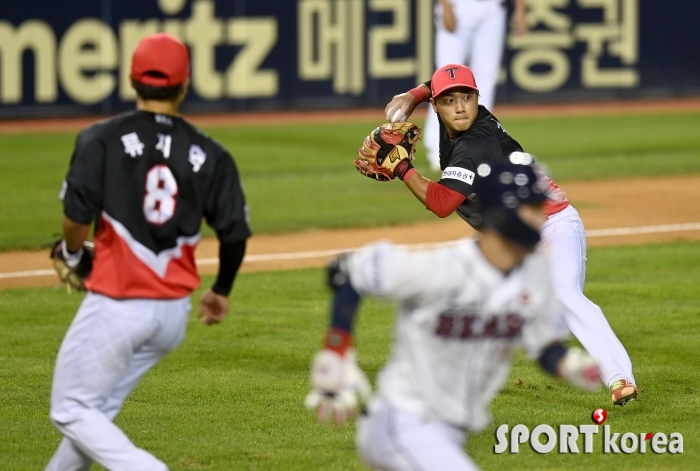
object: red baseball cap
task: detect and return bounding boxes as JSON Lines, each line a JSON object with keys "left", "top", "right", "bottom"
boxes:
{"left": 130, "top": 33, "right": 190, "bottom": 87}
{"left": 431, "top": 64, "right": 479, "bottom": 98}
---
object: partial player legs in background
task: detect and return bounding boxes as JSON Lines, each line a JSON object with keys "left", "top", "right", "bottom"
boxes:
{"left": 422, "top": 113, "right": 442, "bottom": 171}
{"left": 424, "top": 0, "right": 507, "bottom": 171}
{"left": 541, "top": 206, "right": 637, "bottom": 405}
{"left": 357, "top": 398, "right": 479, "bottom": 471}
{"left": 468, "top": 1, "right": 506, "bottom": 111}
{"left": 45, "top": 294, "right": 190, "bottom": 471}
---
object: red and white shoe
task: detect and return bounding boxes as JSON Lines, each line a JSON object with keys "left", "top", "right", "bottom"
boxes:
{"left": 610, "top": 380, "right": 638, "bottom": 406}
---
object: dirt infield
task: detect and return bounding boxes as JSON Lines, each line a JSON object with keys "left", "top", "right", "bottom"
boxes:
{"left": 2, "top": 174, "right": 700, "bottom": 290}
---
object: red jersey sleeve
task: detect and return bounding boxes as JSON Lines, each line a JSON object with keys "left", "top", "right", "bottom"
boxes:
{"left": 425, "top": 181, "right": 467, "bottom": 218}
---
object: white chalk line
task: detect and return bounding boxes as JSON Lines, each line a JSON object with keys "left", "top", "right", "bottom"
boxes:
{"left": 2, "top": 222, "right": 700, "bottom": 280}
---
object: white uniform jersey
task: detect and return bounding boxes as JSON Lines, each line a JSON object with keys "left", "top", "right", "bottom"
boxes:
{"left": 348, "top": 238, "right": 567, "bottom": 432}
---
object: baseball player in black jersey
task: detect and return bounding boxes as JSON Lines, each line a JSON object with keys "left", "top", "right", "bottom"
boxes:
{"left": 45, "top": 33, "right": 250, "bottom": 471}
{"left": 381, "top": 64, "right": 638, "bottom": 406}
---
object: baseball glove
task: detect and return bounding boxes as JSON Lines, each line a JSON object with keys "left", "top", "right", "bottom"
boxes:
{"left": 50, "top": 240, "right": 94, "bottom": 293}
{"left": 355, "top": 122, "right": 421, "bottom": 181}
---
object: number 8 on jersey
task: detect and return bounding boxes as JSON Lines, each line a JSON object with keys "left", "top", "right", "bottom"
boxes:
{"left": 143, "top": 165, "right": 178, "bottom": 224}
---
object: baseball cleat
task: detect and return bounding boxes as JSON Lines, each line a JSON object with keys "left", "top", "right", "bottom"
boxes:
{"left": 610, "top": 380, "right": 637, "bottom": 406}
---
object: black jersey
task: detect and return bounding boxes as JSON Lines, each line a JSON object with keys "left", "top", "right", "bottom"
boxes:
{"left": 61, "top": 110, "right": 251, "bottom": 299}
{"left": 437, "top": 105, "right": 524, "bottom": 227}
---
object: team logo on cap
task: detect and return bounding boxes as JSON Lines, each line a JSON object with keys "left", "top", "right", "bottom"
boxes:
{"left": 444, "top": 67, "right": 459, "bottom": 80}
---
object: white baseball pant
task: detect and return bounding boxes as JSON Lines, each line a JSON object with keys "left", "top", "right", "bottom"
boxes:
{"left": 541, "top": 205, "right": 636, "bottom": 388}
{"left": 45, "top": 292, "right": 190, "bottom": 471}
{"left": 425, "top": 0, "right": 507, "bottom": 168}
{"left": 357, "top": 398, "right": 479, "bottom": 471}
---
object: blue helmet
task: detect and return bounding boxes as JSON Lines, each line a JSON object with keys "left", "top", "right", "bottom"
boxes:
{"left": 473, "top": 152, "right": 548, "bottom": 249}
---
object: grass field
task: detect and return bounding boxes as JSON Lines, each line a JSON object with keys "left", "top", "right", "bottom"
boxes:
{"left": 1, "top": 109, "right": 699, "bottom": 470}
{"left": 2, "top": 241, "right": 699, "bottom": 470}
{"left": 1, "top": 111, "right": 700, "bottom": 250}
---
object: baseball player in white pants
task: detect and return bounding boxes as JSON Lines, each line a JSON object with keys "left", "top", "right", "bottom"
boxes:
{"left": 542, "top": 205, "right": 636, "bottom": 389}
{"left": 45, "top": 33, "right": 252, "bottom": 470}
{"left": 423, "top": 0, "right": 528, "bottom": 170}
{"left": 383, "top": 64, "right": 638, "bottom": 406}
{"left": 46, "top": 295, "right": 190, "bottom": 471}
{"left": 305, "top": 159, "right": 601, "bottom": 470}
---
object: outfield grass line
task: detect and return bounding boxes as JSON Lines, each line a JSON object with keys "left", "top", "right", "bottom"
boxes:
{"left": 198, "top": 248, "right": 345, "bottom": 265}
{"left": 196, "top": 241, "right": 461, "bottom": 265}
{"left": 198, "top": 222, "right": 700, "bottom": 266}
{"left": 586, "top": 222, "right": 700, "bottom": 237}
{"left": 0, "top": 269, "right": 56, "bottom": 279}
{"left": 2, "top": 222, "right": 700, "bottom": 280}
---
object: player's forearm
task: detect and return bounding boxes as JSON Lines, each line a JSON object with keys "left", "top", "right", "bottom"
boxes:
{"left": 212, "top": 239, "right": 247, "bottom": 296}
{"left": 402, "top": 171, "right": 431, "bottom": 205}
{"left": 325, "top": 254, "right": 362, "bottom": 354}
{"left": 330, "top": 283, "right": 360, "bottom": 332}
{"left": 62, "top": 215, "right": 90, "bottom": 253}
{"left": 408, "top": 83, "right": 431, "bottom": 103}
{"left": 513, "top": 0, "right": 527, "bottom": 12}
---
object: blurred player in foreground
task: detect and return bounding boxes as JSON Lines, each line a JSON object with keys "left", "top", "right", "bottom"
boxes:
{"left": 306, "top": 159, "right": 601, "bottom": 470}
{"left": 379, "top": 64, "right": 637, "bottom": 406}
{"left": 45, "top": 33, "right": 251, "bottom": 471}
